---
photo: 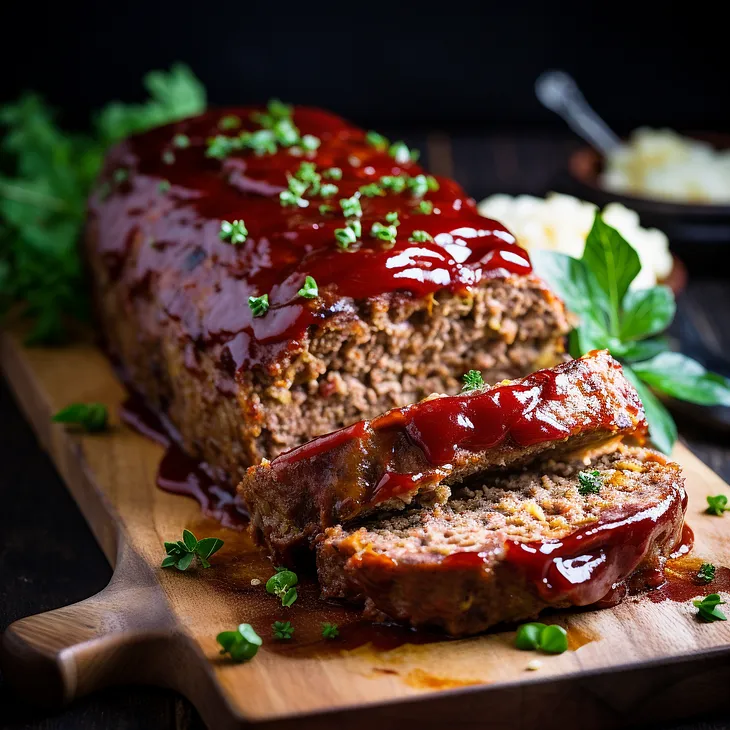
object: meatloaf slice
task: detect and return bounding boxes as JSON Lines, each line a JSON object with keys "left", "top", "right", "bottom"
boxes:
{"left": 240, "top": 350, "right": 647, "bottom": 562}
{"left": 317, "top": 445, "right": 686, "bottom": 636}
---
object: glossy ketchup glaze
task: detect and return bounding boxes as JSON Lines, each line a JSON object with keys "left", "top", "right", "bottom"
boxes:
{"left": 120, "top": 393, "right": 248, "bottom": 529}
{"left": 89, "top": 106, "right": 530, "bottom": 374}
{"left": 442, "top": 485, "right": 686, "bottom": 608}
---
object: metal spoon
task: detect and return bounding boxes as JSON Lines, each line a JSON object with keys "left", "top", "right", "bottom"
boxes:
{"left": 535, "top": 70, "right": 621, "bottom": 156}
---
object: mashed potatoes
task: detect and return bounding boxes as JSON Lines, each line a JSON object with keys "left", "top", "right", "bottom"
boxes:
{"left": 601, "top": 128, "right": 730, "bottom": 204}
{"left": 478, "top": 192, "right": 673, "bottom": 289}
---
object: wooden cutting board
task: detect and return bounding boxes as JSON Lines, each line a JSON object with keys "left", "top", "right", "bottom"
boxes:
{"left": 2, "top": 323, "right": 730, "bottom": 730}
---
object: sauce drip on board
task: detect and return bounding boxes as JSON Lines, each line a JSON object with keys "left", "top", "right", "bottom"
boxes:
{"left": 90, "top": 106, "right": 531, "bottom": 374}
{"left": 120, "top": 392, "right": 248, "bottom": 529}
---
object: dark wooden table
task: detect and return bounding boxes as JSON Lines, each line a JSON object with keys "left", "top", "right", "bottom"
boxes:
{"left": 1, "top": 133, "right": 729, "bottom": 729}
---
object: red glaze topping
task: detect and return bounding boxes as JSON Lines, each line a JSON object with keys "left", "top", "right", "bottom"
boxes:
{"left": 442, "top": 486, "right": 686, "bottom": 607}
{"left": 89, "top": 106, "right": 530, "bottom": 372}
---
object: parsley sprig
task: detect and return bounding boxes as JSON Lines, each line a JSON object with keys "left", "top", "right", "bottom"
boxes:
{"left": 0, "top": 65, "right": 206, "bottom": 344}
{"left": 698, "top": 563, "right": 716, "bottom": 583}
{"left": 272, "top": 621, "right": 294, "bottom": 640}
{"left": 577, "top": 470, "right": 602, "bottom": 496}
{"left": 266, "top": 567, "right": 298, "bottom": 607}
{"left": 706, "top": 494, "right": 730, "bottom": 516}
{"left": 217, "top": 624, "right": 262, "bottom": 662}
{"left": 461, "top": 370, "right": 484, "bottom": 392}
{"left": 515, "top": 622, "right": 568, "bottom": 654}
{"left": 694, "top": 594, "right": 727, "bottom": 622}
{"left": 52, "top": 402, "right": 108, "bottom": 432}
{"left": 161, "top": 529, "right": 224, "bottom": 571}
{"left": 321, "top": 622, "right": 339, "bottom": 639}
{"left": 533, "top": 213, "right": 730, "bottom": 454}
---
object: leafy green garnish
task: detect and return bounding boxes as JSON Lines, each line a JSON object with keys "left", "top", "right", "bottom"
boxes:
{"left": 388, "top": 141, "right": 419, "bottom": 164}
{"left": 172, "top": 133, "right": 190, "bottom": 149}
{"left": 515, "top": 622, "right": 568, "bottom": 654}
{"left": 334, "top": 225, "right": 359, "bottom": 250}
{"left": 693, "top": 594, "right": 727, "bottom": 622}
{"left": 532, "top": 212, "right": 730, "bottom": 454}
{"left": 409, "top": 230, "right": 433, "bottom": 243}
{"left": 248, "top": 294, "right": 269, "bottom": 318}
{"left": 297, "top": 275, "right": 318, "bottom": 299}
{"left": 358, "top": 183, "right": 384, "bottom": 198}
{"left": 52, "top": 402, "right": 108, "bottom": 432}
{"left": 0, "top": 64, "right": 206, "bottom": 344}
{"left": 217, "top": 624, "right": 262, "bottom": 662}
{"left": 577, "top": 470, "right": 602, "bottom": 496}
{"left": 365, "top": 130, "right": 389, "bottom": 151}
{"left": 266, "top": 567, "right": 298, "bottom": 607}
{"left": 706, "top": 494, "right": 730, "bottom": 516}
{"left": 339, "top": 196, "right": 362, "bottom": 219}
{"left": 161, "top": 529, "right": 224, "bottom": 570}
{"left": 462, "top": 370, "right": 484, "bottom": 392}
{"left": 219, "top": 219, "right": 248, "bottom": 245}
{"left": 414, "top": 200, "right": 433, "bottom": 215}
{"left": 385, "top": 211, "right": 400, "bottom": 225}
{"left": 370, "top": 222, "right": 397, "bottom": 243}
{"left": 321, "top": 622, "right": 340, "bottom": 639}
{"left": 272, "top": 621, "right": 294, "bottom": 640}
{"left": 698, "top": 563, "right": 716, "bottom": 583}
{"left": 323, "top": 167, "right": 342, "bottom": 181}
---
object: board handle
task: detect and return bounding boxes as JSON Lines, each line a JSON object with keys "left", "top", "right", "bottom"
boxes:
{"left": 1, "top": 541, "right": 176, "bottom": 706}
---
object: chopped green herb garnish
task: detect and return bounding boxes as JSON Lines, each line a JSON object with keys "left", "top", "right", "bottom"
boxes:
{"left": 248, "top": 294, "right": 269, "bottom": 317}
{"left": 279, "top": 189, "right": 309, "bottom": 208}
{"left": 578, "top": 470, "right": 602, "bottom": 496}
{"left": 172, "top": 133, "right": 190, "bottom": 148}
{"left": 385, "top": 211, "right": 400, "bottom": 225}
{"left": 407, "top": 174, "right": 431, "bottom": 197}
{"left": 515, "top": 622, "right": 547, "bottom": 650}
{"left": 158, "top": 179, "right": 171, "bottom": 193}
{"left": 339, "top": 196, "right": 362, "bottom": 218}
{"left": 286, "top": 174, "right": 309, "bottom": 198}
{"left": 370, "top": 222, "right": 397, "bottom": 243}
{"left": 461, "top": 370, "right": 484, "bottom": 392}
{"left": 319, "top": 183, "right": 339, "bottom": 198}
{"left": 515, "top": 622, "right": 568, "bottom": 654}
{"left": 698, "top": 563, "right": 717, "bottom": 583}
{"left": 294, "top": 161, "right": 318, "bottom": 182}
{"left": 359, "top": 183, "right": 384, "bottom": 197}
{"left": 112, "top": 167, "right": 129, "bottom": 184}
{"left": 161, "top": 529, "right": 224, "bottom": 570}
{"left": 272, "top": 621, "right": 294, "bottom": 640}
{"left": 409, "top": 230, "right": 433, "bottom": 243}
{"left": 218, "top": 114, "right": 241, "bottom": 130}
{"left": 266, "top": 567, "right": 298, "bottom": 607}
{"left": 335, "top": 225, "right": 359, "bottom": 249}
{"left": 379, "top": 175, "right": 407, "bottom": 193}
{"left": 319, "top": 203, "right": 334, "bottom": 215}
{"left": 162, "top": 150, "right": 175, "bottom": 165}
{"left": 206, "top": 134, "right": 237, "bottom": 159}
{"left": 365, "top": 130, "right": 389, "bottom": 151}
{"left": 694, "top": 593, "right": 727, "bottom": 622}
{"left": 321, "top": 622, "right": 340, "bottom": 639}
{"left": 217, "top": 624, "right": 262, "bottom": 662}
{"left": 298, "top": 275, "right": 318, "bottom": 299}
{"left": 273, "top": 118, "right": 299, "bottom": 147}
{"left": 706, "top": 495, "right": 730, "bottom": 516}
{"left": 219, "top": 219, "right": 248, "bottom": 244}
{"left": 415, "top": 200, "right": 433, "bottom": 215}
{"left": 300, "top": 134, "right": 321, "bottom": 152}
{"left": 389, "top": 140, "right": 419, "bottom": 164}
{"left": 52, "top": 403, "right": 108, "bottom": 432}
{"left": 323, "top": 167, "right": 342, "bottom": 180}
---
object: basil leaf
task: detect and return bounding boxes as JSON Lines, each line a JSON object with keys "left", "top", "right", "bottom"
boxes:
{"left": 196, "top": 537, "right": 224, "bottom": 560}
{"left": 182, "top": 529, "right": 198, "bottom": 551}
{"left": 581, "top": 214, "right": 641, "bottom": 333}
{"left": 623, "top": 365, "right": 677, "bottom": 454}
{"left": 620, "top": 286, "right": 676, "bottom": 341}
{"left": 610, "top": 336, "right": 670, "bottom": 364}
{"left": 632, "top": 352, "right": 730, "bottom": 407}
{"left": 161, "top": 555, "right": 178, "bottom": 569}
{"left": 176, "top": 552, "right": 195, "bottom": 571}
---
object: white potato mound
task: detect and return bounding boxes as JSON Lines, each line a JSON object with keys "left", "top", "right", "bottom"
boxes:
{"left": 478, "top": 192, "right": 673, "bottom": 289}
{"left": 601, "top": 128, "right": 730, "bottom": 204}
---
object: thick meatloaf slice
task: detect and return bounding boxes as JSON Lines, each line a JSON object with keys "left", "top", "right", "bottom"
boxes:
{"left": 240, "top": 350, "right": 647, "bottom": 562}
{"left": 86, "top": 104, "right": 570, "bottom": 487}
{"left": 317, "top": 445, "right": 686, "bottom": 635}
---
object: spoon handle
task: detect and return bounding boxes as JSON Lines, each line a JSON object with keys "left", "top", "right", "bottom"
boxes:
{"left": 535, "top": 70, "right": 621, "bottom": 155}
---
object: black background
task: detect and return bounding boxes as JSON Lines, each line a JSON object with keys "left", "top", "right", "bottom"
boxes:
{"left": 3, "top": 0, "right": 729, "bottom": 133}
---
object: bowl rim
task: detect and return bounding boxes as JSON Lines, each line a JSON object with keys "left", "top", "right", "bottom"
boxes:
{"left": 568, "top": 138, "right": 730, "bottom": 217}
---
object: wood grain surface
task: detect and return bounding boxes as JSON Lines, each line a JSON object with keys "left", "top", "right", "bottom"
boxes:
{"left": 2, "top": 132, "right": 730, "bottom": 730}
{"left": 1, "top": 315, "right": 730, "bottom": 729}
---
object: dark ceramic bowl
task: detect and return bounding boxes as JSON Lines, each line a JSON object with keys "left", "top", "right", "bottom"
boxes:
{"left": 556, "top": 134, "right": 730, "bottom": 275}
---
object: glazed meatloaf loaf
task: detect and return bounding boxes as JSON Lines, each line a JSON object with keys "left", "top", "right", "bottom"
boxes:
{"left": 317, "top": 445, "right": 686, "bottom": 635}
{"left": 240, "top": 350, "right": 648, "bottom": 562}
{"left": 86, "top": 101, "right": 570, "bottom": 485}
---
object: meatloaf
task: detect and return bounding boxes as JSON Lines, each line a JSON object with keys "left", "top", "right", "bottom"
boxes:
{"left": 86, "top": 101, "right": 569, "bottom": 486}
{"left": 240, "top": 350, "right": 647, "bottom": 562}
{"left": 317, "top": 445, "right": 686, "bottom": 635}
